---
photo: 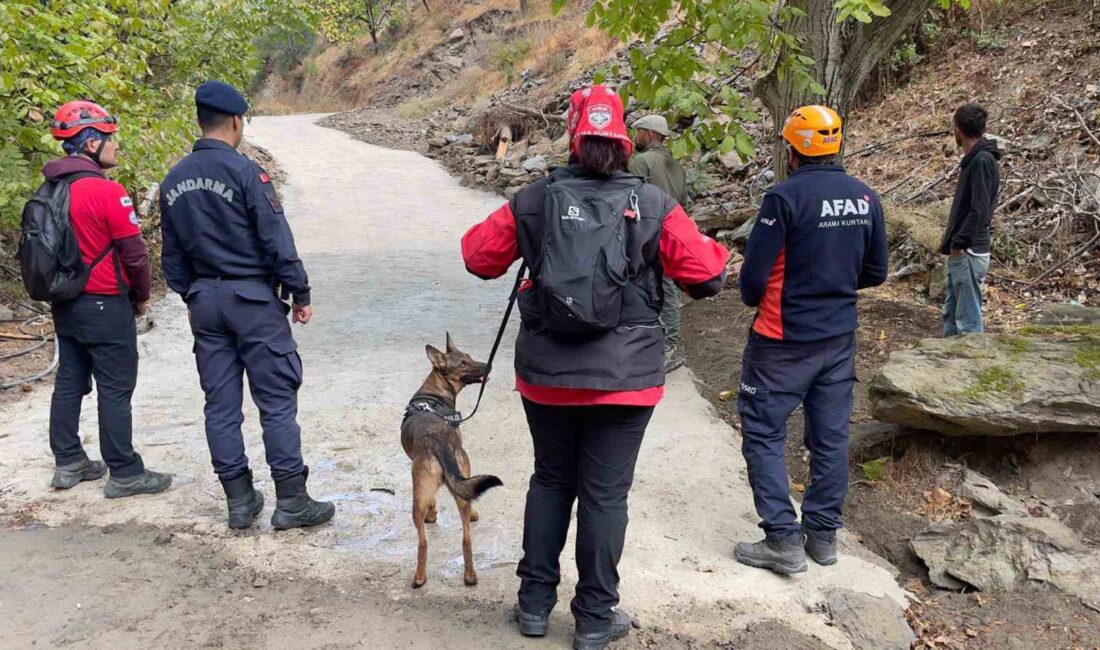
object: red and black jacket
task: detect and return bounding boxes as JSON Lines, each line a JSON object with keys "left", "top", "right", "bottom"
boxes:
{"left": 42, "top": 156, "right": 150, "bottom": 303}
{"left": 740, "top": 165, "right": 888, "bottom": 342}
{"left": 462, "top": 165, "right": 729, "bottom": 405}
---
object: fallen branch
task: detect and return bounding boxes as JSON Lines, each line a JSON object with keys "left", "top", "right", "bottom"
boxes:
{"left": 847, "top": 130, "right": 951, "bottom": 160}
{"left": 1054, "top": 95, "right": 1100, "bottom": 151}
{"left": 1030, "top": 226, "right": 1100, "bottom": 284}
{"left": 901, "top": 165, "right": 959, "bottom": 205}
{"left": 499, "top": 102, "right": 565, "bottom": 128}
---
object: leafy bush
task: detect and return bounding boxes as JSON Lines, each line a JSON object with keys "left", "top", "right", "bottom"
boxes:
{"left": 491, "top": 39, "right": 533, "bottom": 85}
{"left": 254, "top": 24, "right": 317, "bottom": 88}
{"left": 0, "top": 0, "right": 314, "bottom": 230}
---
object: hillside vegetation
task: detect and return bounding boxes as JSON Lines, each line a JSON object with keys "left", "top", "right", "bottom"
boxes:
{"left": 0, "top": 0, "right": 313, "bottom": 232}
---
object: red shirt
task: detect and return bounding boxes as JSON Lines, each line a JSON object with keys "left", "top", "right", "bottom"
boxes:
{"left": 70, "top": 177, "right": 139, "bottom": 295}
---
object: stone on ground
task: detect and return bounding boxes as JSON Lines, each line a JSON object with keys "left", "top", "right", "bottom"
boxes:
{"left": 869, "top": 328, "right": 1100, "bottom": 435}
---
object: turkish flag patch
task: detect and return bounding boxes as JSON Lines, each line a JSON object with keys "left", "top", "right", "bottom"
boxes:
{"left": 259, "top": 172, "right": 271, "bottom": 184}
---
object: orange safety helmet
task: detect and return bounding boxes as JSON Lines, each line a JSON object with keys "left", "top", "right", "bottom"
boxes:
{"left": 782, "top": 105, "right": 843, "bottom": 157}
{"left": 50, "top": 100, "right": 119, "bottom": 140}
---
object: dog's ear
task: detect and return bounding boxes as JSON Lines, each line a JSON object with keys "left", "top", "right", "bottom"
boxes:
{"left": 445, "top": 331, "right": 456, "bottom": 353}
{"left": 426, "top": 345, "right": 447, "bottom": 371}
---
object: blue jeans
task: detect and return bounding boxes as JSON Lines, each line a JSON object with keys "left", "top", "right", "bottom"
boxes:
{"left": 737, "top": 331, "right": 856, "bottom": 536}
{"left": 943, "top": 252, "right": 989, "bottom": 336}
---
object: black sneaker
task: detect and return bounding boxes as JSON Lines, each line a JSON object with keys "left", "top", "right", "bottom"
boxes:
{"left": 574, "top": 609, "right": 634, "bottom": 650}
{"left": 734, "top": 533, "right": 808, "bottom": 575}
{"left": 51, "top": 459, "right": 107, "bottom": 489}
{"left": 803, "top": 525, "right": 838, "bottom": 566}
{"left": 104, "top": 470, "right": 173, "bottom": 499}
{"left": 514, "top": 604, "right": 549, "bottom": 637}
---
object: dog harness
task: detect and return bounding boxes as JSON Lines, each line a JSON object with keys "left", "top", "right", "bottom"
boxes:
{"left": 404, "top": 395, "right": 463, "bottom": 428}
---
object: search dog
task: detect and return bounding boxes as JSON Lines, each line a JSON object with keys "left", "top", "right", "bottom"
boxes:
{"left": 402, "top": 333, "right": 502, "bottom": 588}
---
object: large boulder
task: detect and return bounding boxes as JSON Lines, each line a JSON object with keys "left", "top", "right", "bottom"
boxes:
{"left": 911, "top": 514, "right": 1100, "bottom": 611}
{"left": 869, "top": 328, "right": 1100, "bottom": 435}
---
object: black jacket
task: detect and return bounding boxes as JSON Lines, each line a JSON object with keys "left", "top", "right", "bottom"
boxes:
{"left": 160, "top": 139, "right": 311, "bottom": 305}
{"left": 940, "top": 138, "right": 1001, "bottom": 255}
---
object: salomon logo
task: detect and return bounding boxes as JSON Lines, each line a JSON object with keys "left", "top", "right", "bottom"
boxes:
{"left": 561, "top": 205, "right": 585, "bottom": 222}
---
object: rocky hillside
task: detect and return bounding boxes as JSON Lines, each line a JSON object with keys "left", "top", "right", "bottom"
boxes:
{"left": 284, "top": 1, "right": 1100, "bottom": 320}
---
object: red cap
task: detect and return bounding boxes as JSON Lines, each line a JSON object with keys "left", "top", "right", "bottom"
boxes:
{"left": 566, "top": 85, "right": 633, "bottom": 158}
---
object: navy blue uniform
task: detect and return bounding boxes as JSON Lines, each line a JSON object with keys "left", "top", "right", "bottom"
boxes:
{"left": 737, "top": 164, "right": 888, "bottom": 537}
{"left": 160, "top": 139, "right": 310, "bottom": 482}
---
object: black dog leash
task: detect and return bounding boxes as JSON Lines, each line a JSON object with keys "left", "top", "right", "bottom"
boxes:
{"left": 455, "top": 262, "right": 528, "bottom": 425}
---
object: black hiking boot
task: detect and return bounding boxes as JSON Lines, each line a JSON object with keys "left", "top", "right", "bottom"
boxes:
{"left": 514, "top": 604, "right": 550, "bottom": 638}
{"left": 574, "top": 609, "right": 635, "bottom": 650}
{"left": 734, "top": 532, "right": 808, "bottom": 575}
{"left": 104, "top": 469, "right": 173, "bottom": 499}
{"left": 50, "top": 459, "right": 107, "bottom": 489}
{"left": 803, "top": 525, "right": 838, "bottom": 566}
{"left": 221, "top": 470, "right": 264, "bottom": 530}
{"left": 271, "top": 467, "right": 335, "bottom": 530}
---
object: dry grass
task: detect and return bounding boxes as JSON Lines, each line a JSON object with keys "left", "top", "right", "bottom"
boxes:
{"left": 885, "top": 199, "right": 951, "bottom": 251}
{"left": 258, "top": 0, "right": 621, "bottom": 115}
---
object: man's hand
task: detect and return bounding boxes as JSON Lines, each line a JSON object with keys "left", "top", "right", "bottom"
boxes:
{"left": 134, "top": 301, "right": 149, "bottom": 316}
{"left": 293, "top": 304, "right": 313, "bottom": 325}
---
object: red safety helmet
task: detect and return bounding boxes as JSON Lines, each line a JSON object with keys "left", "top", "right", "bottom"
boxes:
{"left": 50, "top": 100, "right": 119, "bottom": 140}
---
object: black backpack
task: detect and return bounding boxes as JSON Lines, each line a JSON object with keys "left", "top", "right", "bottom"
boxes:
{"left": 18, "top": 172, "right": 112, "bottom": 303}
{"left": 534, "top": 173, "right": 644, "bottom": 333}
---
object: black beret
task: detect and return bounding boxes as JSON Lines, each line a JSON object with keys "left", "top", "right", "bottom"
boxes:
{"left": 195, "top": 80, "right": 249, "bottom": 115}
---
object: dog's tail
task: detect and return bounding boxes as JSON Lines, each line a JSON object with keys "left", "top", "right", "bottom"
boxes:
{"left": 432, "top": 440, "right": 503, "bottom": 501}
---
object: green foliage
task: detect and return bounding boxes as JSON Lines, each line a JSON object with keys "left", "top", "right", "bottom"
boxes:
{"left": 555, "top": 0, "right": 969, "bottom": 160}
{"left": 254, "top": 23, "right": 318, "bottom": 86}
{"left": 491, "top": 39, "right": 533, "bottom": 85}
{"left": 862, "top": 456, "right": 891, "bottom": 482}
{"left": 836, "top": 0, "right": 969, "bottom": 23}
{"left": 890, "top": 39, "right": 923, "bottom": 71}
{"left": 313, "top": 0, "right": 402, "bottom": 46}
{"left": 968, "top": 29, "right": 1006, "bottom": 52}
{"left": 0, "top": 0, "right": 315, "bottom": 229}
{"left": 961, "top": 366, "right": 1024, "bottom": 400}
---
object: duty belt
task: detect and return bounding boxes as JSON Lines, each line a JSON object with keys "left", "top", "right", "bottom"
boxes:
{"left": 195, "top": 273, "right": 273, "bottom": 283}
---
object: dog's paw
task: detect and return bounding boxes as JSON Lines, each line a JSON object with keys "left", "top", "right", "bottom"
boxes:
{"left": 469, "top": 509, "right": 480, "bottom": 522}
{"left": 464, "top": 573, "right": 478, "bottom": 587}
{"left": 425, "top": 513, "right": 437, "bottom": 524}
{"left": 412, "top": 576, "right": 427, "bottom": 589}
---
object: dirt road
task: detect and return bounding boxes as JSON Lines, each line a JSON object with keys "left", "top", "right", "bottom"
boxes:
{"left": 0, "top": 115, "right": 908, "bottom": 649}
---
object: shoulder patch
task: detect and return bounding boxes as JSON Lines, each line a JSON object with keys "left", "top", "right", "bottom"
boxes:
{"left": 264, "top": 190, "right": 283, "bottom": 212}
{"left": 129, "top": 211, "right": 139, "bottom": 226}
{"left": 259, "top": 172, "right": 271, "bottom": 184}
{"left": 120, "top": 196, "right": 133, "bottom": 207}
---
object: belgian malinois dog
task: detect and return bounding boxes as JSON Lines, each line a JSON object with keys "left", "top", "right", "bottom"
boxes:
{"left": 402, "top": 333, "right": 502, "bottom": 588}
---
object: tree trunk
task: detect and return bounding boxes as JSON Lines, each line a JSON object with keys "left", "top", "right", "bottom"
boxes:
{"left": 520, "top": 0, "right": 529, "bottom": 14}
{"left": 755, "top": 0, "right": 937, "bottom": 180}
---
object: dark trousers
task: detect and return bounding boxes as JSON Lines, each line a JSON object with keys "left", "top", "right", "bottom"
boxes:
{"left": 49, "top": 294, "right": 144, "bottom": 478}
{"left": 737, "top": 330, "right": 855, "bottom": 536}
{"left": 186, "top": 278, "right": 304, "bottom": 482}
{"left": 517, "top": 399, "right": 653, "bottom": 634}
